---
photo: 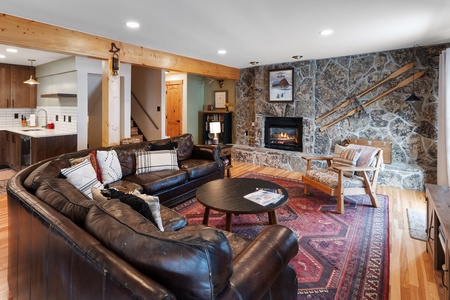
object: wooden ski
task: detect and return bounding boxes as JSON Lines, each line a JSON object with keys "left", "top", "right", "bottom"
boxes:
{"left": 319, "top": 70, "right": 425, "bottom": 132}
{"left": 315, "top": 62, "right": 414, "bottom": 123}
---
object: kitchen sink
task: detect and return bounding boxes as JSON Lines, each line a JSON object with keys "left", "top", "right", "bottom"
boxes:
{"left": 22, "top": 128, "right": 44, "bottom": 132}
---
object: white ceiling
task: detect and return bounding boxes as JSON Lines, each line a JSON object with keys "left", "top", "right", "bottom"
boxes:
{"left": 1, "top": 0, "right": 450, "bottom": 68}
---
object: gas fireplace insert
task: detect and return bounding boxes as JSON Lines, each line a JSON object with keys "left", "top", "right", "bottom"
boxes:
{"left": 264, "top": 116, "right": 302, "bottom": 151}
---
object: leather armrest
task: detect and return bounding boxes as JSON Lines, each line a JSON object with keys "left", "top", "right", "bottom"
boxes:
{"left": 191, "top": 145, "right": 221, "bottom": 162}
{"left": 219, "top": 225, "right": 298, "bottom": 300}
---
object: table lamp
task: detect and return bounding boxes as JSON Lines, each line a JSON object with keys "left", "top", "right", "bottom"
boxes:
{"left": 209, "top": 122, "right": 221, "bottom": 144}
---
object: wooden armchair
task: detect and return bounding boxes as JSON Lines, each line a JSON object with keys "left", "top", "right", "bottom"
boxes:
{"left": 302, "top": 145, "right": 383, "bottom": 213}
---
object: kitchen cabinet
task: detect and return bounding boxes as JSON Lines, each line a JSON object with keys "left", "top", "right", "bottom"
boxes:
{"left": 0, "top": 131, "right": 6, "bottom": 166}
{"left": 0, "top": 63, "right": 37, "bottom": 108}
{"left": 2, "top": 131, "right": 77, "bottom": 171}
{"left": 30, "top": 134, "right": 77, "bottom": 163}
{"left": 6, "top": 131, "right": 21, "bottom": 171}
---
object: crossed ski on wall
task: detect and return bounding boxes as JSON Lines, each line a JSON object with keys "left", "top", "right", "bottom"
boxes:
{"left": 316, "top": 62, "right": 424, "bottom": 131}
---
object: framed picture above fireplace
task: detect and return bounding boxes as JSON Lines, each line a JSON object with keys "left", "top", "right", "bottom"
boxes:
{"left": 269, "top": 68, "right": 293, "bottom": 102}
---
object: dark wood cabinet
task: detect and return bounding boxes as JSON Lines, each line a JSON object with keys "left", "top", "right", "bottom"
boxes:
{"left": 426, "top": 184, "right": 450, "bottom": 299}
{"left": 0, "top": 63, "right": 37, "bottom": 108}
{"left": 2, "top": 132, "right": 77, "bottom": 171}
{"left": 202, "top": 111, "right": 232, "bottom": 145}
{"left": 6, "top": 131, "right": 21, "bottom": 171}
{"left": 0, "top": 131, "right": 6, "bottom": 166}
{"left": 30, "top": 135, "right": 77, "bottom": 163}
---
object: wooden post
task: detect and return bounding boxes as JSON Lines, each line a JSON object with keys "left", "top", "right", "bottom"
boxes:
{"left": 102, "top": 59, "right": 121, "bottom": 146}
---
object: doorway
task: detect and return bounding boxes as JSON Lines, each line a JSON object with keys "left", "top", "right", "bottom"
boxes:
{"left": 165, "top": 80, "right": 183, "bottom": 137}
{"left": 87, "top": 74, "right": 102, "bottom": 148}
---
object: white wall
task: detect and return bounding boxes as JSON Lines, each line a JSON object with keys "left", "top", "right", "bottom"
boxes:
{"left": 131, "top": 66, "right": 166, "bottom": 140}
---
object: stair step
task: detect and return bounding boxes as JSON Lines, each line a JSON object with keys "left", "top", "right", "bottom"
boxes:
{"left": 121, "top": 135, "right": 143, "bottom": 145}
{"left": 131, "top": 127, "right": 139, "bottom": 135}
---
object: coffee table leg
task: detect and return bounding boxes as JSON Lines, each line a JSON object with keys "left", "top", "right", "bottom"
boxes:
{"left": 268, "top": 211, "right": 278, "bottom": 225}
{"left": 226, "top": 213, "right": 233, "bottom": 231}
{"left": 203, "top": 207, "right": 210, "bottom": 225}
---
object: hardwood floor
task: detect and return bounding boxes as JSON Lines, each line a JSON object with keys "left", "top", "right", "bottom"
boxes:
{"left": 0, "top": 162, "right": 442, "bottom": 299}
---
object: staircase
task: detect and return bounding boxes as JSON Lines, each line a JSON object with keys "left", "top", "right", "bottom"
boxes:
{"left": 121, "top": 118, "right": 145, "bottom": 144}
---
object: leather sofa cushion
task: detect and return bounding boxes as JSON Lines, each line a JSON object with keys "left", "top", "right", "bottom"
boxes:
{"left": 35, "top": 178, "right": 95, "bottom": 226}
{"left": 170, "top": 133, "right": 194, "bottom": 161}
{"left": 126, "top": 170, "right": 188, "bottom": 194}
{"left": 159, "top": 205, "right": 188, "bottom": 231}
{"left": 24, "top": 159, "right": 71, "bottom": 193}
{"left": 179, "top": 159, "right": 220, "bottom": 179}
{"left": 85, "top": 201, "right": 233, "bottom": 300}
{"left": 112, "top": 144, "right": 149, "bottom": 177}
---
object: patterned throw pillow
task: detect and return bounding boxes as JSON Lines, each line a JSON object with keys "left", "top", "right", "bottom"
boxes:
{"left": 60, "top": 159, "right": 103, "bottom": 199}
{"left": 135, "top": 150, "right": 179, "bottom": 174}
{"left": 96, "top": 150, "right": 123, "bottom": 184}
{"left": 331, "top": 144, "right": 363, "bottom": 177}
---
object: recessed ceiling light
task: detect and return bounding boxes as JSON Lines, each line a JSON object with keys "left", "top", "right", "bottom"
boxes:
{"left": 0, "top": 55, "right": 5, "bottom": 59}
{"left": 249, "top": 61, "right": 259, "bottom": 65}
{"left": 320, "top": 29, "right": 333, "bottom": 36}
{"left": 218, "top": 50, "right": 227, "bottom": 55}
{"left": 126, "top": 21, "right": 140, "bottom": 29}
{"left": 6, "top": 48, "right": 18, "bottom": 53}
{"left": 292, "top": 55, "right": 303, "bottom": 60}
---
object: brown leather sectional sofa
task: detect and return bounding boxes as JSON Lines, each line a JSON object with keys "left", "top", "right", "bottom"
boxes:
{"left": 7, "top": 133, "right": 299, "bottom": 299}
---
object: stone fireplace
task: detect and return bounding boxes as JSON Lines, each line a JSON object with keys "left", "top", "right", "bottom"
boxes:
{"left": 264, "top": 116, "right": 302, "bottom": 151}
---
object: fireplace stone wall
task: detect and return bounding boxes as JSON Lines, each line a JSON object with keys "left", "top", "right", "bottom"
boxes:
{"left": 233, "top": 44, "right": 449, "bottom": 191}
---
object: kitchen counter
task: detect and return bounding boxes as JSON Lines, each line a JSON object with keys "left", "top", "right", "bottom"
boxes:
{"left": 4, "top": 127, "right": 77, "bottom": 138}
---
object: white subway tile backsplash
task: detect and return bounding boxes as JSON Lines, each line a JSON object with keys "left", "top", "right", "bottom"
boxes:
{"left": 0, "top": 107, "right": 77, "bottom": 132}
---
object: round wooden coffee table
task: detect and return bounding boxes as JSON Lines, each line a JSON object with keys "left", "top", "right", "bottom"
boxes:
{"left": 196, "top": 178, "right": 289, "bottom": 231}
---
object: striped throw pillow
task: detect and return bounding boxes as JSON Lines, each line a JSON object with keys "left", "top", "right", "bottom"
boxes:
{"left": 331, "top": 145, "right": 362, "bottom": 177}
{"left": 135, "top": 150, "right": 179, "bottom": 174}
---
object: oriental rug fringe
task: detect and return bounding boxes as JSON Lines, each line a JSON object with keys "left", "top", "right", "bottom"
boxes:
{"left": 174, "top": 172, "right": 389, "bottom": 300}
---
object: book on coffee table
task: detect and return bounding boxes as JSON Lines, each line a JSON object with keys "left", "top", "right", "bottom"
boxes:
{"left": 244, "top": 189, "right": 284, "bottom": 206}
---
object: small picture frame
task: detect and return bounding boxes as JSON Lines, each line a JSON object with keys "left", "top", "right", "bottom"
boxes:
{"left": 269, "top": 68, "right": 293, "bottom": 102}
{"left": 214, "top": 91, "right": 227, "bottom": 108}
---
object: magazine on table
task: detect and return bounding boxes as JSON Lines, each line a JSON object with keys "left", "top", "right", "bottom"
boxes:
{"left": 244, "top": 189, "right": 284, "bottom": 206}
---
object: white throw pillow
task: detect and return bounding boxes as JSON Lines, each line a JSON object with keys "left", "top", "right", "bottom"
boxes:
{"left": 135, "top": 150, "right": 179, "bottom": 174}
{"left": 131, "top": 190, "right": 164, "bottom": 231}
{"left": 60, "top": 159, "right": 103, "bottom": 199}
{"left": 96, "top": 150, "right": 122, "bottom": 184}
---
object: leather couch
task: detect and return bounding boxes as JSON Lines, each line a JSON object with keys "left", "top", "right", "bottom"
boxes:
{"left": 7, "top": 134, "right": 299, "bottom": 299}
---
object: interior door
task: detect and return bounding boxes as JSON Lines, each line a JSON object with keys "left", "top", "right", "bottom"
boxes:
{"left": 165, "top": 80, "right": 183, "bottom": 137}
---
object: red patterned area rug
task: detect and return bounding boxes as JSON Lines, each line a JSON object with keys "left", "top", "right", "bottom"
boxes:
{"left": 174, "top": 172, "right": 390, "bottom": 300}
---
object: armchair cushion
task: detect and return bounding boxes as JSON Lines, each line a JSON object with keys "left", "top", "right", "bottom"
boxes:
{"left": 305, "top": 169, "right": 365, "bottom": 189}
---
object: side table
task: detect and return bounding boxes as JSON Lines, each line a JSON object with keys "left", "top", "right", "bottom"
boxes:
{"left": 219, "top": 144, "right": 233, "bottom": 177}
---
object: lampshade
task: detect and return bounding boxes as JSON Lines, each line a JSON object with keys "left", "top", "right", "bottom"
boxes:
{"left": 24, "top": 59, "right": 39, "bottom": 85}
{"left": 209, "top": 122, "right": 221, "bottom": 134}
{"left": 24, "top": 75, "right": 39, "bottom": 85}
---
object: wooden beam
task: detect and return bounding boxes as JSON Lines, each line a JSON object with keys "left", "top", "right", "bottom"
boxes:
{"left": 0, "top": 13, "right": 240, "bottom": 80}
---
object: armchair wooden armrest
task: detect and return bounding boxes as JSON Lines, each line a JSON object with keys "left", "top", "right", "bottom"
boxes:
{"left": 331, "top": 165, "right": 378, "bottom": 172}
{"left": 302, "top": 155, "right": 333, "bottom": 169}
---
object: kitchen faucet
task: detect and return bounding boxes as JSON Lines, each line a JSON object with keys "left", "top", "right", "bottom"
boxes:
{"left": 36, "top": 109, "right": 48, "bottom": 129}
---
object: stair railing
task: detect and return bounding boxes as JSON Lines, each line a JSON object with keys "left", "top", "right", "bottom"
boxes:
{"left": 131, "top": 91, "right": 159, "bottom": 130}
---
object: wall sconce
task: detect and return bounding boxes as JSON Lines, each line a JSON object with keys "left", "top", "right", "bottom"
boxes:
{"left": 109, "top": 43, "right": 120, "bottom": 76}
{"left": 23, "top": 59, "right": 39, "bottom": 85}
{"left": 209, "top": 122, "right": 221, "bottom": 144}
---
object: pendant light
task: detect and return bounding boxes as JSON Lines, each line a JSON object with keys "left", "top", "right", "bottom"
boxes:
{"left": 406, "top": 45, "right": 420, "bottom": 101}
{"left": 23, "top": 59, "right": 39, "bottom": 85}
